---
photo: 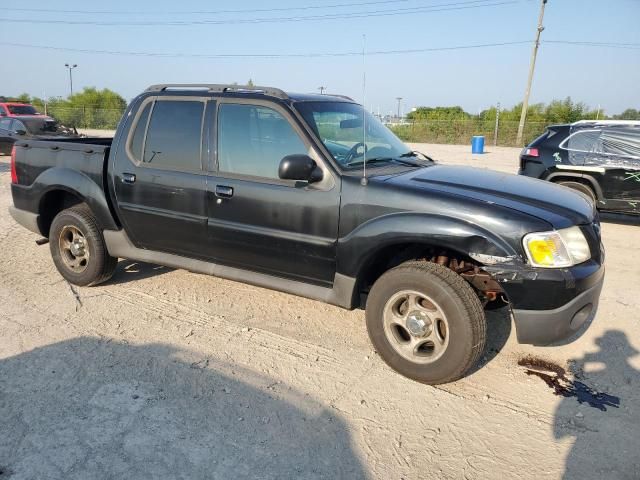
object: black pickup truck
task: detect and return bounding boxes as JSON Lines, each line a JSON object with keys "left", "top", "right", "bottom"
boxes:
{"left": 9, "top": 84, "right": 605, "bottom": 384}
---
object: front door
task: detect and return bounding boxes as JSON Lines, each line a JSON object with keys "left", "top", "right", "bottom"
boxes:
{"left": 206, "top": 100, "right": 340, "bottom": 286}
{"left": 112, "top": 97, "right": 211, "bottom": 259}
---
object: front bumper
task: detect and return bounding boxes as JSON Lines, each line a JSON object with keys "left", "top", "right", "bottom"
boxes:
{"left": 511, "top": 269, "right": 604, "bottom": 345}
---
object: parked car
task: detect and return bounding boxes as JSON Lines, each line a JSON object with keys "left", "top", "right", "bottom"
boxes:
{"left": 519, "top": 120, "right": 640, "bottom": 215}
{"left": 8, "top": 84, "right": 604, "bottom": 385}
{"left": 0, "top": 116, "right": 80, "bottom": 154}
{"left": 0, "top": 102, "right": 44, "bottom": 117}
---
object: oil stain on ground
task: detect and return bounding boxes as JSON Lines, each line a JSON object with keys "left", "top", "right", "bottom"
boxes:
{"left": 518, "top": 356, "right": 620, "bottom": 411}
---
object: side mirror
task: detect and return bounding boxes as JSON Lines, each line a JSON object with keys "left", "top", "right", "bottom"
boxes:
{"left": 15, "top": 129, "right": 27, "bottom": 136}
{"left": 278, "top": 154, "right": 323, "bottom": 183}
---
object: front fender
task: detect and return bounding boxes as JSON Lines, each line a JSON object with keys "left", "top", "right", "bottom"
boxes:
{"left": 337, "top": 212, "right": 521, "bottom": 278}
{"left": 32, "top": 167, "right": 118, "bottom": 231}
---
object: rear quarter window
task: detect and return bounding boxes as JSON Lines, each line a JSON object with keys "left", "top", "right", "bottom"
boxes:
{"left": 600, "top": 128, "right": 640, "bottom": 159}
{"left": 128, "top": 102, "right": 152, "bottom": 162}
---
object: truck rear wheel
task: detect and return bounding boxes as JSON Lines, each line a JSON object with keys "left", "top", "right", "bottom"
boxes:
{"left": 365, "top": 261, "right": 486, "bottom": 384}
{"left": 49, "top": 204, "right": 118, "bottom": 286}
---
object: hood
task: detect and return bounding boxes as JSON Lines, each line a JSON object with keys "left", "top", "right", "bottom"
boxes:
{"left": 386, "top": 165, "right": 594, "bottom": 228}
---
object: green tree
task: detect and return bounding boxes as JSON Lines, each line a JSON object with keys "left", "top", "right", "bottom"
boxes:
{"left": 614, "top": 108, "right": 640, "bottom": 120}
{"left": 46, "top": 87, "right": 127, "bottom": 129}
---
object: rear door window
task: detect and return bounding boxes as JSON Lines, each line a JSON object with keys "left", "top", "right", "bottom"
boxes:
{"left": 0, "top": 118, "right": 12, "bottom": 130}
{"left": 217, "top": 103, "right": 308, "bottom": 180}
{"left": 142, "top": 100, "right": 205, "bottom": 172}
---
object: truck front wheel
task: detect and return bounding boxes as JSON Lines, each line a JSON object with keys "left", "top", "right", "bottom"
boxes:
{"left": 49, "top": 204, "right": 118, "bottom": 287}
{"left": 365, "top": 261, "right": 487, "bottom": 384}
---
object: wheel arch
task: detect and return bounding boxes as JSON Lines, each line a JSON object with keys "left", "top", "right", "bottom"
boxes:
{"left": 34, "top": 168, "right": 119, "bottom": 237}
{"left": 338, "top": 213, "right": 518, "bottom": 308}
{"left": 545, "top": 172, "right": 603, "bottom": 201}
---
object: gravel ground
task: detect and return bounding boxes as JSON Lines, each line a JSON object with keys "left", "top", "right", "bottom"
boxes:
{"left": 1, "top": 144, "right": 639, "bottom": 479}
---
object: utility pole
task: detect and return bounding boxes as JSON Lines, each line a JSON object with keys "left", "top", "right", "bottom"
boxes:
{"left": 318, "top": 86, "right": 326, "bottom": 95}
{"left": 516, "top": 0, "right": 547, "bottom": 146}
{"left": 64, "top": 63, "right": 78, "bottom": 96}
{"left": 396, "top": 97, "right": 402, "bottom": 120}
{"left": 494, "top": 102, "right": 501, "bottom": 146}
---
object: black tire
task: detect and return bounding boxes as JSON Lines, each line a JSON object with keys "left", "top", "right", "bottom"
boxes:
{"left": 49, "top": 204, "right": 118, "bottom": 286}
{"left": 366, "top": 261, "right": 486, "bottom": 385}
{"left": 557, "top": 181, "right": 597, "bottom": 204}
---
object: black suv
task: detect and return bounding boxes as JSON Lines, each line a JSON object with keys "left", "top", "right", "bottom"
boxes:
{"left": 519, "top": 120, "right": 640, "bottom": 215}
{"left": 9, "top": 84, "right": 605, "bottom": 384}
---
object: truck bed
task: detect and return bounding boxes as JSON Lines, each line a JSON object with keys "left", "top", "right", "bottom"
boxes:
{"left": 13, "top": 137, "right": 112, "bottom": 188}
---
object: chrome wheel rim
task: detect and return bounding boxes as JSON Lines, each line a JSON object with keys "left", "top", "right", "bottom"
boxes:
{"left": 382, "top": 290, "right": 450, "bottom": 364}
{"left": 59, "top": 225, "right": 90, "bottom": 273}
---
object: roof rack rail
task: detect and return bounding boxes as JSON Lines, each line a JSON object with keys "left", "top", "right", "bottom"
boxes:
{"left": 327, "top": 94, "right": 355, "bottom": 101}
{"left": 572, "top": 119, "right": 640, "bottom": 126}
{"left": 145, "top": 84, "right": 289, "bottom": 100}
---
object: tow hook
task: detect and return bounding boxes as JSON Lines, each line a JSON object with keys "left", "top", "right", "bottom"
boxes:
{"left": 35, "top": 238, "right": 49, "bottom": 246}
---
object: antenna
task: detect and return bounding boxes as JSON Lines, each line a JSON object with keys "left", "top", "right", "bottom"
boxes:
{"left": 361, "top": 34, "right": 368, "bottom": 186}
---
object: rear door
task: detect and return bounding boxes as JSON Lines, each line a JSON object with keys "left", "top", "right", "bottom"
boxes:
{"left": 597, "top": 126, "right": 640, "bottom": 201}
{"left": 112, "top": 96, "right": 211, "bottom": 258}
{"left": 205, "top": 99, "right": 340, "bottom": 286}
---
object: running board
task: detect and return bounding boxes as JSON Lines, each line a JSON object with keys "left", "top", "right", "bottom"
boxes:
{"left": 103, "top": 229, "right": 356, "bottom": 309}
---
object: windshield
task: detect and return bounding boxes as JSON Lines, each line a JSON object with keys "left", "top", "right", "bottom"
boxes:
{"left": 8, "top": 105, "right": 38, "bottom": 115}
{"left": 296, "top": 101, "right": 414, "bottom": 169}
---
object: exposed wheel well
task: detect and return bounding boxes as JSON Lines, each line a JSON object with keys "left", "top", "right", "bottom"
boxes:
{"left": 39, "top": 190, "right": 84, "bottom": 237}
{"left": 355, "top": 243, "right": 503, "bottom": 308}
{"left": 549, "top": 175, "right": 600, "bottom": 200}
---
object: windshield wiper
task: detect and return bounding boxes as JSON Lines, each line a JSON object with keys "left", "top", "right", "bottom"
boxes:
{"left": 347, "top": 157, "right": 421, "bottom": 168}
{"left": 402, "top": 150, "right": 435, "bottom": 162}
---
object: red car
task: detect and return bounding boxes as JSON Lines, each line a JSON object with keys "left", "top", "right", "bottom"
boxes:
{"left": 0, "top": 102, "right": 45, "bottom": 118}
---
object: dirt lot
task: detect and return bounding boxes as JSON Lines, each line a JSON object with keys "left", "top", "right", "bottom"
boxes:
{"left": 1, "top": 145, "right": 639, "bottom": 479}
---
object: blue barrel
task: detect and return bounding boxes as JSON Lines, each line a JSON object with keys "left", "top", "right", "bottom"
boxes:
{"left": 471, "top": 135, "right": 485, "bottom": 154}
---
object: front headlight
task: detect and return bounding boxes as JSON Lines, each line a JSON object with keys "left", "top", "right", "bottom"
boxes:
{"left": 523, "top": 226, "right": 591, "bottom": 268}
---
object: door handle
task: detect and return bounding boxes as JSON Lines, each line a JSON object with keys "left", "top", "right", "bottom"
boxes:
{"left": 121, "top": 173, "right": 136, "bottom": 184}
{"left": 215, "top": 185, "right": 234, "bottom": 198}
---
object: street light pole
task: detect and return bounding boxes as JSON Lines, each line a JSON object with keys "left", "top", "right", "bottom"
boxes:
{"left": 515, "top": 0, "right": 547, "bottom": 146}
{"left": 64, "top": 63, "right": 78, "bottom": 96}
{"left": 396, "top": 97, "right": 402, "bottom": 120}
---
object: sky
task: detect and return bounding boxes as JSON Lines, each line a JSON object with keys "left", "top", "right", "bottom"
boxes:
{"left": 0, "top": 0, "right": 638, "bottom": 116}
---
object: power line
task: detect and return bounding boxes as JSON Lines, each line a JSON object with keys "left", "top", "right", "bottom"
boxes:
{"left": 2, "top": 39, "right": 636, "bottom": 60}
{"left": 0, "top": 40, "right": 533, "bottom": 59}
{"left": 0, "top": 1, "right": 518, "bottom": 26}
{"left": 1, "top": 0, "right": 419, "bottom": 15}
{"left": 545, "top": 40, "right": 640, "bottom": 49}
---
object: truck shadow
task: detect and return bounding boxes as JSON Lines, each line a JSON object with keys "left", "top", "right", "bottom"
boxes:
{"left": 107, "top": 260, "right": 174, "bottom": 285}
{"left": 470, "top": 304, "right": 512, "bottom": 373}
{"left": 553, "top": 330, "right": 640, "bottom": 478}
{"left": 0, "top": 338, "right": 366, "bottom": 479}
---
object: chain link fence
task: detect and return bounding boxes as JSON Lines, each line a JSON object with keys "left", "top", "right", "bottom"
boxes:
{"left": 43, "top": 107, "right": 125, "bottom": 130}
{"left": 389, "top": 119, "right": 548, "bottom": 147}
{"left": 42, "top": 107, "right": 546, "bottom": 147}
